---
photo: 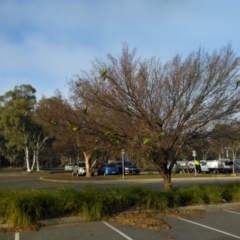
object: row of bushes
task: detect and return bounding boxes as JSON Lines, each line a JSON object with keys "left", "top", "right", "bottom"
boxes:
{"left": 1, "top": 182, "right": 240, "bottom": 228}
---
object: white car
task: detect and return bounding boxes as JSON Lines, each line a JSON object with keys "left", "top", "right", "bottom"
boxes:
{"left": 64, "top": 163, "right": 74, "bottom": 171}
{"left": 72, "top": 162, "right": 95, "bottom": 176}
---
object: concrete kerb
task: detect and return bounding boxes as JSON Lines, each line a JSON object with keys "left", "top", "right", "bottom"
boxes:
{"left": 39, "top": 175, "right": 240, "bottom": 184}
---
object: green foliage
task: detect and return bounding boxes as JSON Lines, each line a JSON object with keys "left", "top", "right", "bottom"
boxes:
{"left": 173, "top": 185, "right": 205, "bottom": 206}
{"left": 1, "top": 183, "right": 240, "bottom": 228}
{"left": 141, "top": 188, "right": 169, "bottom": 210}
{"left": 201, "top": 185, "right": 223, "bottom": 204}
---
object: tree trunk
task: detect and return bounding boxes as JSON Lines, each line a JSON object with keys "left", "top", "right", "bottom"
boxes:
{"left": 164, "top": 177, "right": 172, "bottom": 190}
{"left": 31, "top": 152, "right": 36, "bottom": 171}
{"left": 36, "top": 151, "right": 40, "bottom": 171}
{"left": 25, "top": 146, "right": 31, "bottom": 172}
{"left": 83, "top": 151, "right": 92, "bottom": 178}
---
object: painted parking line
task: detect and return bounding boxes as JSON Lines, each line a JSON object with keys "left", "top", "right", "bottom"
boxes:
{"left": 223, "top": 209, "right": 240, "bottom": 215}
{"left": 15, "top": 232, "right": 19, "bottom": 240}
{"left": 178, "top": 218, "right": 240, "bottom": 239}
{"left": 102, "top": 221, "right": 133, "bottom": 240}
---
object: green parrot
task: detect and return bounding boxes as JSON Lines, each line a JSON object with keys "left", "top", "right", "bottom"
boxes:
{"left": 72, "top": 126, "right": 80, "bottom": 131}
{"left": 104, "top": 131, "right": 110, "bottom": 136}
{"left": 101, "top": 69, "right": 107, "bottom": 80}
{"left": 158, "top": 131, "right": 165, "bottom": 137}
{"left": 51, "top": 120, "right": 59, "bottom": 125}
{"left": 83, "top": 105, "right": 87, "bottom": 113}
{"left": 236, "top": 80, "right": 240, "bottom": 88}
{"left": 143, "top": 138, "right": 151, "bottom": 144}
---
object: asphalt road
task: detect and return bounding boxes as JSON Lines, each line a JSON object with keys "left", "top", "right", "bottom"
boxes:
{"left": 1, "top": 168, "right": 240, "bottom": 191}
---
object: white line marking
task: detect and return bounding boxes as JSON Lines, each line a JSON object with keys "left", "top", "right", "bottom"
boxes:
{"left": 102, "top": 221, "right": 133, "bottom": 240}
{"left": 223, "top": 209, "right": 240, "bottom": 215}
{"left": 178, "top": 218, "right": 240, "bottom": 239}
{"left": 15, "top": 232, "right": 19, "bottom": 240}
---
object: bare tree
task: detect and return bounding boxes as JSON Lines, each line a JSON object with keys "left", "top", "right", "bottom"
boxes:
{"left": 69, "top": 43, "right": 240, "bottom": 189}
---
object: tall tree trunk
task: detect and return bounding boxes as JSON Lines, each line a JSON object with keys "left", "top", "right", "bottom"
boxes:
{"left": 25, "top": 146, "right": 31, "bottom": 172}
{"left": 31, "top": 151, "right": 36, "bottom": 171}
{"left": 36, "top": 150, "right": 40, "bottom": 171}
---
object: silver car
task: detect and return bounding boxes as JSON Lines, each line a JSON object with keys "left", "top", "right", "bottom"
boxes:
{"left": 72, "top": 162, "right": 95, "bottom": 176}
{"left": 64, "top": 163, "right": 74, "bottom": 171}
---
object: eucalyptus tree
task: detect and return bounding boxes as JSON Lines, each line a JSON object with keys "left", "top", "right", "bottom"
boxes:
{"left": 0, "top": 84, "right": 37, "bottom": 171}
{"left": 69, "top": 43, "right": 240, "bottom": 190}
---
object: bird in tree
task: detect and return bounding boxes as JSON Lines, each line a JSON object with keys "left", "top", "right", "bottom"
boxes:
{"left": 83, "top": 105, "right": 87, "bottom": 113}
{"left": 236, "top": 80, "right": 240, "bottom": 89}
{"left": 104, "top": 131, "right": 110, "bottom": 136}
{"left": 158, "top": 131, "right": 165, "bottom": 137}
{"left": 94, "top": 90, "right": 98, "bottom": 95}
{"left": 143, "top": 138, "right": 151, "bottom": 144}
{"left": 67, "top": 121, "right": 81, "bottom": 131}
{"left": 51, "top": 120, "right": 59, "bottom": 125}
{"left": 101, "top": 69, "right": 107, "bottom": 80}
{"left": 72, "top": 127, "right": 80, "bottom": 131}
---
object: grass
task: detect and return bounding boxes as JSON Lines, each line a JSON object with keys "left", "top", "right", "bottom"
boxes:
{"left": 44, "top": 171, "right": 230, "bottom": 181}
{"left": 1, "top": 182, "right": 240, "bottom": 229}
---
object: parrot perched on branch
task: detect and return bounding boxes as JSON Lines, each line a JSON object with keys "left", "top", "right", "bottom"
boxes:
{"left": 158, "top": 131, "right": 165, "bottom": 137}
{"left": 104, "top": 131, "right": 110, "bottom": 136}
{"left": 83, "top": 105, "right": 87, "bottom": 113}
{"left": 143, "top": 138, "right": 151, "bottom": 144}
{"left": 236, "top": 80, "right": 240, "bottom": 89}
{"left": 101, "top": 69, "right": 107, "bottom": 80}
{"left": 51, "top": 120, "right": 59, "bottom": 125}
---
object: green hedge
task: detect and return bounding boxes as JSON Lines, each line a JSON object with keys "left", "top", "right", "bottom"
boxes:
{"left": 1, "top": 182, "right": 240, "bottom": 228}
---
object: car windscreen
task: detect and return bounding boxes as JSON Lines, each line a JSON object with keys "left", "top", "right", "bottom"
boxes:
{"left": 78, "top": 163, "right": 86, "bottom": 167}
{"left": 106, "top": 164, "right": 117, "bottom": 167}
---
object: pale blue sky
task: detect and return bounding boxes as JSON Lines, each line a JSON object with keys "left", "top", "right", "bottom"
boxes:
{"left": 1, "top": 0, "right": 239, "bottom": 100}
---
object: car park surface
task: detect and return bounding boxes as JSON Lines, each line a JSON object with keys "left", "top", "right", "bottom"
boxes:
{"left": 1, "top": 204, "right": 240, "bottom": 239}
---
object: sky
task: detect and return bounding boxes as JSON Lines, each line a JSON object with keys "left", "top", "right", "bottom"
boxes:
{"left": 1, "top": 0, "right": 240, "bottom": 100}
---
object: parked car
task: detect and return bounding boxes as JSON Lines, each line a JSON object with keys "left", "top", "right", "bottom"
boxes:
{"left": 72, "top": 162, "right": 94, "bottom": 176}
{"left": 115, "top": 161, "right": 140, "bottom": 175}
{"left": 233, "top": 159, "right": 240, "bottom": 173}
{"left": 64, "top": 163, "right": 74, "bottom": 171}
{"left": 97, "top": 163, "right": 120, "bottom": 176}
{"left": 205, "top": 159, "right": 232, "bottom": 173}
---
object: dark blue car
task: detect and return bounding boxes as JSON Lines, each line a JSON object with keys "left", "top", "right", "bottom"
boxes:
{"left": 97, "top": 163, "right": 120, "bottom": 176}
